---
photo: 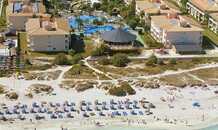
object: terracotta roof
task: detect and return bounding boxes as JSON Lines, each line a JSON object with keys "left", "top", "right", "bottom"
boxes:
{"left": 26, "top": 18, "right": 70, "bottom": 36}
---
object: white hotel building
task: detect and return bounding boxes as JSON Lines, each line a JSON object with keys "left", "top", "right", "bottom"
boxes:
{"left": 186, "top": 0, "right": 218, "bottom": 34}
{"left": 150, "top": 15, "right": 204, "bottom": 54}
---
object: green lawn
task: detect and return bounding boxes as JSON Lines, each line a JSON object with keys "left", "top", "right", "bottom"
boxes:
{"left": 18, "top": 32, "right": 28, "bottom": 55}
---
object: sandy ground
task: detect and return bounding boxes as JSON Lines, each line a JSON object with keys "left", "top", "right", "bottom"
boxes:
{"left": 1, "top": 65, "right": 218, "bottom": 130}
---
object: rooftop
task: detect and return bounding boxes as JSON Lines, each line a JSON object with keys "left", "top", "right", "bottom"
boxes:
{"left": 101, "top": 28, "right": 136, "bottom": 43}
{"left": 210, "top": 13, "right": 218, "bottom": 21}
{"left": 136, "top": 0, "right": 180, "bottom": 14}
{"left": 151, "top": 15, "right": 204, "bottom": 32}
{"left": 26, "top": 17, "right": 70, "bottom": 36}
{"left": 7, "top": 0, "right": 45, "bottom": 16}
{"left": 189, "top": 0, "right": 218, "bottom": 12}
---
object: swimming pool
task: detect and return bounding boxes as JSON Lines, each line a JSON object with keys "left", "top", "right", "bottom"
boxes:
{"left": 68, "top": 15, "right": 114, "bottom": 35}
{"left": 68, "top": 15, "right": 102, "bottom": 29}
{"left": 83, "top": 25, "right": 114, "bottom": 35}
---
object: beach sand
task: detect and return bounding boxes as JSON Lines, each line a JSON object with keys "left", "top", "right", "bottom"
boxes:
{"left": 1, "top": 66, "right": 218, "bottom": 130}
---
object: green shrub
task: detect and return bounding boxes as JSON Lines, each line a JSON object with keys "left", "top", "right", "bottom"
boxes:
{"left": 68, "top": 49, "right": 76, "bottom": 56}
{"left": 68, "top": 64, "right": 82, "bottom": 75}
{"left": 0, "top": 86, "right": 4, "bottom": 94}
{"left": 146, "top": 55, "right": 158, "bottom": 66}
{"left": 109, "top": 87, "right": 126, "bottom": 96}
{"left": 169, "top": 58, "right": 177, "bottom": 65}
{"left": 111, "top": 53, "right": 130, "bottom": 67}
{"left": 91, "top": 44, "right": 111, "bottom": 56}
{"left": 157, "top": 59, "right": 164, "bottom": 65}
{"left": 53, "top": 53, "right": 70, "bottom": 65}
{"left": 71, "top": 54, "right": 83, "bottom": 64}
{"left": 98, "top": 57, "right": 110, "bottom": 65}
{"left": 120, "top": 82, "right": 136, "bottom": 95}
{"left": 108, "top": 82, "right": 136, "bottom": 96}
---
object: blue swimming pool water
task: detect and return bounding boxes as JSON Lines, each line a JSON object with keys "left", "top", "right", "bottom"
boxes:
{"left": 14, "top": 3, "right": 22, "bottom": 12}
{"left": 68, "top": 15, "right": 115, "bottom": 35}
{"left": 69, "top": 15, "right": 101, "bottom": 29}
{"left": 83, "top": 25, "right": 114, "bottom": 35}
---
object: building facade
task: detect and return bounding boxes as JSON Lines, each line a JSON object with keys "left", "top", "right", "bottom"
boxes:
{"left": 26, "top": 17, "right": 71, "bottom": 52}
{"left": 208, "top": 13, "right": 218, "bottom": 34}
{"left": 150, "top": 15, "right": 203, "bottom": 53}
{"left": 186, "top": 0, "right": 218, "bottom": 23}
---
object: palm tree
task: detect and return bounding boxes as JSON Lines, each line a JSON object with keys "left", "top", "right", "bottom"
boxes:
{"left": 75, "top": 17, "right": 83, "bottom": 31}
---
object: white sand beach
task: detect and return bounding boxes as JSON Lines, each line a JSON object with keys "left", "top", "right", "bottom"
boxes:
{"left": 1, "top": 65, "right": 218, "bottom": 130}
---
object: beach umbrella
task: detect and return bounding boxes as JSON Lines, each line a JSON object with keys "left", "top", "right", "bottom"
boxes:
{"left": 0, "top": 111, "right": 4, "bottom": 115}
{"left": 102, "top": 105, "right": 109, "bottom": 110}
{"left": 30, "top": 108, "right": 37, "bottom": 113}
{"left": 192, "top": 102, "right": 200, "bottom": 107}
{"left": 32, "top": 102, "right": 40, "bottom": 108}
{"left": 149, "top": 103, "right": 156, "bottom": 109}
{"left": 123, "top": 111, "right": 128, "bottom": 116}
{"left": 87, "top": 106, "right": 93, "bottom": 111}
{"left": 81, "top": 106, "right": 86, "bottom": 111}
{"left": 81, "top": 101, "right": 87, "bottom": 106}
{"left": 131, "top": 110, "right": 137, "bottom": 115}
{"left": 133, "top": 104, "right": 140, "bottom": 109}
{"left": 118, "top": 105, "right": 124, "bottom": 110}
{"left": 95, "top": 100, "right": 102, "bottom": 105}
{"left": 49, "top": 102, "right": 56, "bottom": 107}
{"left": 110, "top": 105, "right": 117, "bottom": 110}
{"left": 22, "top": 108, "right": 29, "bottom": 114}
{"left": 58, "top": 114, "right": 63, "bottom": 119}
{"left": 99, "top": 112, "right": 105, "bottom": 116}
{"left": 83, "top": 112, "right": 89, "bottom": 118}
{"left": 56, "top": 103, "right": 61, "bottom": 107}
{"left": 50, "top": 114, "right": 58, "bottom": 119}
{"left": 139, "top": 111, "right": 144, "bottom": 115}
{"left": 17, "top": 115, "right": 26, "bottom": 120}
{"left": 95, "top": 106, "right": 101, "bottom": 111}
{"left": 67, "top": 113, "right": 74, "bottom": 118}
{"left": 64, "top": 107, "right": 70, "bottom": 112}
{"left": 115, "top": 111, "right": 121, "bottom": 116}
{"left": 70, "top": 107, "right": 76, "bottom": 112}
{"left": 5, "top": 109, "right": 13, "bottom": 115}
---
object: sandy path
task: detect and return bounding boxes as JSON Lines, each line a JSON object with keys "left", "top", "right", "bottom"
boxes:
{"left": 83, "top": 57, "right": 114, "bottom": 80}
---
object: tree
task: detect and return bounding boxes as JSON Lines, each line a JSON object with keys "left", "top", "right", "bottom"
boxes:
{"left": 98, "top": 57, "right": 110, "bottom": 65}
{"left": 111, "top": 53, "right": 130, "bottom": 67}
{"left": 71, "top": 54, "right": 83, "bottom": 65}
{"left": 93, "top": 2, "right": 101, "bottom": 10}
{"left": 53, "top": 53, "right": 70, "bottom": 65}
{"left": 129, "top": 0, "right": 136, "bottom": 17}
{"left": 146, "top": 54, "right": 158, "bottom": 66}
{"left": 180, "top": 0, "right": 188, "bottom": 13}
{"left": 75, "top": 17, "right": 83, "bottom": 31}
{"left": 68, "top": 49, "right": 76, "bottom": 56}
{"left": 128, "top": 18, "right": 138, "bottom": 30}
{"left": 91, "top": 44, "right": 111, "bottom": 56}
